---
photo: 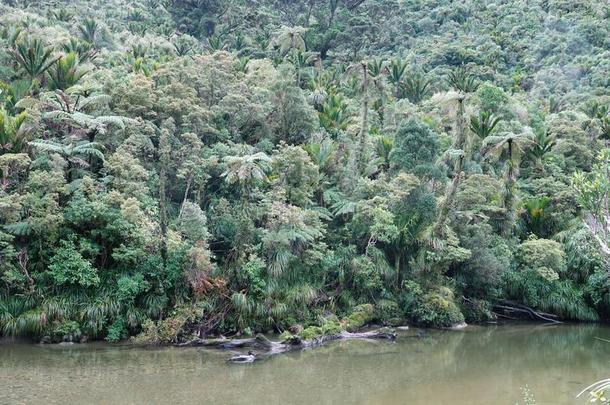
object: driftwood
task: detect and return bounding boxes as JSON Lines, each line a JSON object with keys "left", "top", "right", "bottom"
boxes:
{"left": 493, "top": 300, "right": 562, "bottom": 324}
{"left": 179, "top": 329, "right": 397, "bottom": 363}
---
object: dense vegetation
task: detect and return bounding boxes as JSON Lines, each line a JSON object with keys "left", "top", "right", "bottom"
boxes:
{"left": 0, "top": 0, "right": 608, "bottom": 343}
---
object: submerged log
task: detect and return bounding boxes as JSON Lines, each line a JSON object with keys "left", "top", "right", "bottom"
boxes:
{"left": 179, "top": 329, "right": 397, "bottom": 363}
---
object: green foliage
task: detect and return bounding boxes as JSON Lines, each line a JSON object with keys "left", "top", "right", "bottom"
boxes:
{"left": 318, "top": 93, "right": 349, "bottom": 134}
{"left": 9, "top": 37, "right": 59, "bottom": 82}
{"left": 344, "top": 303, "right": 374, "bottom": 332}
{"left": 47, "top": 238, "right": 100, "bottom": 287}
{"left": 503, "top": 269, "right": 598, "bottom": 321}
{"left": 469, "top": 110, "right": 500, "bottom": 139}
{"left": 78, "top": 18, "right": 98, "bottom": 45}
{"left": 474, "top": 83, "right": 508, "bottom": 114}
{"left": 0, "top": 109, "right": 31, "bottom": 153}
{"left": 572, "top": 150, "right": 610, "bottom": 249}
{"left": 0, "top": 0, "right": 608, "bottom": 342}
{"left": 50, "top": 320, "right": 82, "bottom": 342}
{"left": 410, "top": 287, "right": 465, "bottom": 328}
{"left": 447, "top": 67, "right": 479, "bottom": 93}
{"left": 400, "top": 71, "right": 431, "bottom": 104}
{"left": 389, "top": 118, "right": 440, "bottom": 179}
{"left": 47, "top": 53, "right": 89, "bottom": 91}
{"left": 518, "top": 237, "right": 566, "bottom": 276}
{"left": 105, "top": 317, "right": 128, "bottom": 342}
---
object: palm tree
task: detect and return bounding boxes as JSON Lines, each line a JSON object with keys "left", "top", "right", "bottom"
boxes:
{"left": 28, "top": 139, "right": 105, "bottom": 181}
{"left": 78, "top": 18, "right": 98, "bottom": 45}
{"left": 62, "top": 38, "right": 98, "bottom": 63}
{"left": 0, "top": 80, "right": 30, "bottom": 114}
{"left": 5, "top": 26, "right": 23, "bottom": 47}
{"left": 582, "top": 101, "right": 610, "bottom": 142}
{"left": 448, "top": 66, "right": 479, "bottom": 93}
{"left": 172, "top": 36, "right": 195, "bottom": 56}
{"left": 528, "top": 128, "right": 555, "bottom": 165}
{"left": 582, "top": 100, "right": 608, "bottom": 119}
{"left": 206, "top": 35, "right": 226, "bottom": 52}
{"left": 375, "top": 135, "right": 393, "bottom": 173}
{"left": 305, "top": 140, "right": 336, "bottom": 174}
{"left": 401, "top": 71, "right": 431, "bottom": 103}
{"left": 523, "top": 196, "right": 551, "bottom": 236}
{"left": 387, "top": 59, "right": 407, "bottom": 97}
{"left": 482, "top": 132, "right": 532, "bottom": 234}
{"left": 287, "top": 50, "right": 317, "bottom": 87}
{"left": 318, "top": 93, "right": 349, "bottom": 134}
{"left": 367, "top": 59, "right": 385, "bottom": 89}
{"left": 469, "top": 110, "right": 501, "bottom": 139}
{"left": 9, "top": 37, "right": 59, "bottom": 84}
{"left": 130, "top": 43, "right": 148, "bottom": 59}
{"left": 0, "top": 109, "right": 32, "bottom": 154}
{"left": 236, "top": 57, "right": 250, "bottom": 73}
{"left": 50, "top": 8, "right": 74, "bottom": 22}
{"left": 434, "top": 149, "right": 464, "bottom": 236}
{"left": 47, "top": 52, "right": 89, "bottom": 90}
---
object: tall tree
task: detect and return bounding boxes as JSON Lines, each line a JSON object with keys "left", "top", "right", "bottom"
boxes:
{"left": 158, "top": 127, "right": 170, "bottom": 263}
{"left": 482, "top": 132, "right": 531, "bottom": 234}
{"left": 9, "top": 38, "right": 59, "bottom": 86}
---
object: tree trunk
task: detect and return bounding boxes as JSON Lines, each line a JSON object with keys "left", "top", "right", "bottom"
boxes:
{"left": 357, "top": 62, "right": 369, "bottom": 174}
{"left": 434, "top": 95, "right": 467, "bottom": 236}
{"left": 455, "top": 97, "right": 467, "bottom": 157}
{"left": 435, "top": 155, "right": 464, "bottom": 236}
{"left": 503, "top": 139, "right": 516, "bottom": 235}
{"left": 159, "top": 129, "right": 170, "bottom": 262}
{"left": 178, "top": 174, "right": 193, "bottom": 219}
{"left": 394, "top": 253, "right": 401, "bottom": 289}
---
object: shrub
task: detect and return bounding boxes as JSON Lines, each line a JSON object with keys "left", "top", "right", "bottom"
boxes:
{"left": 460, "top": 298, "right": 495, "bottom": 323}
{"left": 47, "top": 238, "right": 99, "bottom": 288}
{"left": 106, "top": 318, "right": 128, "bottom": 342}
{"left": 50, "top": 320, "right": 82, "bottom": 343}
{"left": 518, "top": 237, "right": 566, "bottom": 275}
{"left": 410, "top": 288, "right": 465, "bottom": 328}
{"left": 504, "top": 268, "right": 598, "bottom": 321}
{"left": 374, "top": 299, "right": 401, "bottom": 325}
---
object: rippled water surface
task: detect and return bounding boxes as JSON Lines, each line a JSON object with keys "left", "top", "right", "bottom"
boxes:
{"left": 1, "top": 323, "right": 609, "bottom": 404}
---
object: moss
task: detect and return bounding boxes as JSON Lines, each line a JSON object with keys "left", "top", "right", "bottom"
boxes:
{"left": 279, "top": 330, "right": 294, "bottom": 341}
{"left": 300, "top": 326, "right": 324, "bottom": 340}
{"left": 297, "top": 319, "right": 350, "bottom": 341}
{"left": 321, "top": 320, "right": 342, "bottom": 335}
{"left": 344, "top": 303, "right": 375, "bottom": 332}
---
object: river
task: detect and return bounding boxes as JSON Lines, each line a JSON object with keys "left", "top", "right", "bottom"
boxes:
{"left": 1, "top": 323, "right": 608, "bottom": 404}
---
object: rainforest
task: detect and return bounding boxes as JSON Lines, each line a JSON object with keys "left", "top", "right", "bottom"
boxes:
{"left": 0, "top": 0, "right": 609, "bottom": 380}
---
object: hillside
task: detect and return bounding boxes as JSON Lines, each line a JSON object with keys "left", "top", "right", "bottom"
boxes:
{"left": 0, "top": 0, "right": 608, "bottom": 343}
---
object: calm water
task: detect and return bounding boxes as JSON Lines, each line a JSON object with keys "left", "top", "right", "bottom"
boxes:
{"left": 1, "top": 323, "right": 609, "bottom": 404}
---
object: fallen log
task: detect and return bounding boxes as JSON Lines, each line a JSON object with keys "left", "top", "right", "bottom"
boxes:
{"left": 493, "top": 301, "right": 562, "bottom": 324}
{"left": 179, "top": 328, "right": 397, "bottom": 363}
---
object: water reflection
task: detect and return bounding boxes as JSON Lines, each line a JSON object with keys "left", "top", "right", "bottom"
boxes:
{"left": 0, "top": 323, "right": 608, "bottom": 404}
